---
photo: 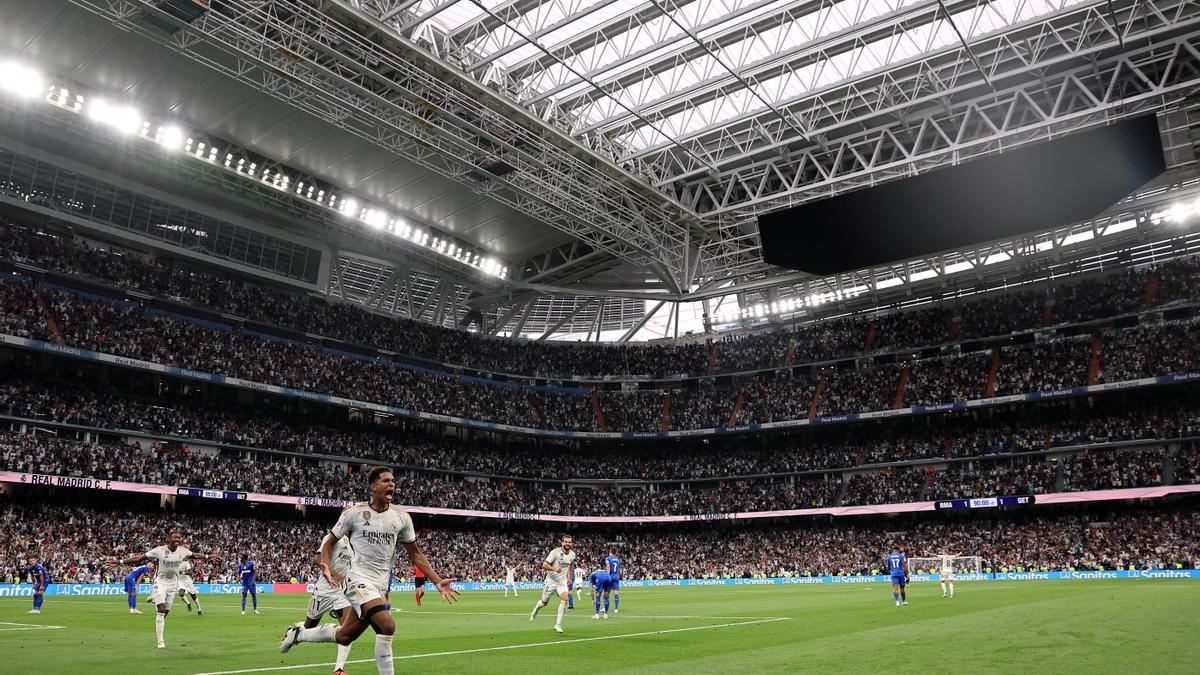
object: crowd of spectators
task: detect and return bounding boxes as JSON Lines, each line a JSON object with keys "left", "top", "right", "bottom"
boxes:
{"left": 2, "top": 502, "right": 1196, "bottom": 584}
{"left": 5, "top": 219, "right": 1200, "bottom": 382}
{"left": 0, "top": 425, "right": 1189, "bottom": 516}
{"left": 3, "top": 374, "right": 1199, "bottom": 483}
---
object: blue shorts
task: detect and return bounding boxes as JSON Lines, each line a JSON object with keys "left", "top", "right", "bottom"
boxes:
{"left": 890, "top": 575, "right": 906, "bottom": 586}
{"left": 593, "top": 579, "right": 611, "bottom": 593}
{"left": 609, "top": 578, "right": 620, "bottom": 590}
{"left": 242, "top": 583, "right": 256, "bottom": 593}
{"left": 124, "top": 580, "right": 137, "bottom": 594}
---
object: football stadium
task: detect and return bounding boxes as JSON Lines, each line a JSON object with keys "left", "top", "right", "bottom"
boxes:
{"left": 0, "top": 0, "right": 1199, "bottom": 672}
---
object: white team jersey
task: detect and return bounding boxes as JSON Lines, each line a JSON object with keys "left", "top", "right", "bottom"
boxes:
{"left": 146, "top": 545, "right": 193, "bottom": 580}
{"left": 543, "top": 547, "right": 576, "bottom": 586}
{"left": 940, "top": 556, "right": 956, "bottom": 574}
{"left": 179, "top": 561, "right": 194, "bottom": 579}
{"left": 505, "top": 567, "right": 516, "bottom": 583}
{"left": 315, "top": 535, "right": 354, "bottom": 594}
{"left": 331, "top": 503, "right": 416, "bottom": 592}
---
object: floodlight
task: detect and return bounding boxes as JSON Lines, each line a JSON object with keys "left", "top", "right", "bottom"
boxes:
{"left": 0, "top": 62, "right": 44, "bottom": 99}
{"left": 158, "top": 125, "right": 186, "bottom": 151}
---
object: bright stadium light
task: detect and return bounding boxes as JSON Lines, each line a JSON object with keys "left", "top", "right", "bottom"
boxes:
{"left": 0, "top": 61, "right": 44, "bottom": 99}
{"left": 158, "top": 125, "right": 186, "bottom": 151}
{"left": 340, "top": 197, "right": 359, "bottom": 216}
{"left": 87, "top": 99, "right": 142, "bottom": 134}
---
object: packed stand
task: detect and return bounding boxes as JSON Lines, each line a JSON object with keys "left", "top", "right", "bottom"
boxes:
{"left": 5, "top": 219, "right": 1200, "bottom": 382}
{"left": 2, "top": 503, "right": 1195, "bottom": 583}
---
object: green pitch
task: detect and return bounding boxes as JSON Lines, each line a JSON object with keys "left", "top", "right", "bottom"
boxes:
{"left": 1, "top": 581, "right": 1197, "bottom": 674}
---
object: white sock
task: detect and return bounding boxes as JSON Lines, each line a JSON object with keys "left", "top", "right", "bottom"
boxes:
{"left": 298, "top": 624, "right": 337, "bottom": 643}
{"left": 155, "top": 613, "right": 165, "bottom": 644}
{"left": 192, "top": 596, "right": 201, "bottom": 610}
{"left": 555, "top": 600, "right": 566, "bottom": 626}
{"left": 940, "top": 582, "right": 946, "bottom": 594}
{"left": 532, "top": 600, "right": 544, "bottom": 617}
{"left": 335, "top": 642, "right": 352, "bottom": 669}
{"left": 375, "top": 634, "right": 394, "bottom": 675}
{"left": 949, "top": 582, "right": 955, "bottom": 595}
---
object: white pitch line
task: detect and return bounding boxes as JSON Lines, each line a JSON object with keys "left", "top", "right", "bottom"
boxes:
{"left": 0, "top": 620, "right": 66, "bottom": 631}
{"left": 191, "top": 617, "right": 790, "bottom": 675}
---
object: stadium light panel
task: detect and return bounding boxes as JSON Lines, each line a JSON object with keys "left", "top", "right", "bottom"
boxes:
{"left": 0, "top": 61, "right": 44, "bottom": 99}
{"left": 158, "top": 125, "right": 186, "bottom": 151}
{"left": 87, "top": 99, "right": 142, "bottom": 134}
{"left": 340, "top": 198, "right": 359, "bottom": 216}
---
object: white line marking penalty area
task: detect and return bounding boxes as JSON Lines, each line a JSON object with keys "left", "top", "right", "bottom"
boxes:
{"left": 191, "top": 617, "right": 790, "bottom": 674}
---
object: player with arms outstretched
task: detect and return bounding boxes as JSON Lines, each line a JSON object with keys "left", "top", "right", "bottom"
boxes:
{"left": 27, "top": 557, "right": 48, "bottom": 614}
{"left": 239, "top": 554, "right": 259, "bottom": 615}
{"left": 604, "top": 548, "right": 623, "bottom": 614}
{"left": 113, "top": 532, "right": 218, "bottom": 648}
{"left": 176, "top": 560, "right": 204, "bottom": 615}
{"left": 279, "top": 467, "right": 458, "bottom": 675}
{"left": 529, "top": 535, "right": 575, "bottom": 634}
{"left": 124, "top": 562, "right": 153, "bottom": 615}
{"left": 887, "top": 544, "right": 909, "bottom": 607}
{"left": 503, "top": 563, "right": 518, "bottom": 597}
{"left": 939, "top": 550, "right": 960, "bottom": 598}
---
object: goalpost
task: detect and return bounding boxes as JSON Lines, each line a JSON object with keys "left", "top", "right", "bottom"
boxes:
{"left": 907, "top": 556, "right": 983, "bottom": 577}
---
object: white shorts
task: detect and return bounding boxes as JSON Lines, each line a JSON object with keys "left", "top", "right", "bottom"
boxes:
{"left": 540, "top": 580, "right": 568, "bottom": 603}
{"left": 940, "top": 572, "right": 955, "bottom": 582}
{"left": 307, "top": 585, "right": 352, "bottom": 621}
{"left": 177, "top": 576, "right": 199, "bottom": 595}
{"left": 151, "top": 579, "right": 180, "bottom": 609}
{"left": 344, "top": 580, "right": 386, "bottom": 618}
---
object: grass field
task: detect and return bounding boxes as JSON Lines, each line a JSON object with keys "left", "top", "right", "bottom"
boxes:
{"left": 1, "top": 580, "right": 1197, "bottom": 673}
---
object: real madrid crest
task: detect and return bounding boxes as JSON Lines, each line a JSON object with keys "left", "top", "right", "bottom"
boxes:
{"left": 362, "top": 511, "right": 371, "bottom": 523}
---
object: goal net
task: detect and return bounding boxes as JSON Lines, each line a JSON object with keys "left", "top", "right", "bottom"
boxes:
{"left": 907, "top": 556, "right": 983, "bottom": 576}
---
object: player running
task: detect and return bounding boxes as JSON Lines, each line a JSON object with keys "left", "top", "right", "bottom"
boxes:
{"left": 939, "top": 550, "right": 960, "bottom": 598}
{"left": 176, "top": 560, "right": 204, "bottom": 615}
{"left": 588, "top": 568, "right": 612, "bottom": 619}
{"left": 300, "top": 533, "right": 355, "bottom": 675}
{"left": 529, "top": 535, "right": 576, "bottom": 634}
{"left": 124, "top": 562, "right": 153, "bottom": 615}
{"left": 887, "top": 545, "right": 910, "bottom": 607}
{"left": 503, "top": 563, "right": 518, "bottom": 597}
{"left": 27, "top": 557, "right": 48, "bottom": 614}
{"left": 279, "top": 467, "right": 458, "bottom": 675}
{"left": 604, "top": 548, "right": 623, "bottom": 614}
{"left": 412, "top": 563, "right": 426, "bottom": 606}
{"left": 239, "top": 554, "right": 259, "bottom": 615}
{"left": 113, "top": 532, "right": 218, "bottom": 648}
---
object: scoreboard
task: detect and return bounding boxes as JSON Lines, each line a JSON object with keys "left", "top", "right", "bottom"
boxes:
{"left": 934, "top": 495, "right": 1035, "bottom": 510}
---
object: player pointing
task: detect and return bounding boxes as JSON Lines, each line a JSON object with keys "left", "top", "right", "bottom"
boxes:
{"left": 280, "top": 467, "right": 459, "bottom": 675}
{"left": 503, "top": 563, "right": 518, "bottom": 597}
{"left": 112, "top": 532, "right": 218, "bottom": 648}
{"left": 887, "top": 544, "right": 909, "bottom": 607}
{"left": 529, "top": 535, "right": 575, "bottom": 634}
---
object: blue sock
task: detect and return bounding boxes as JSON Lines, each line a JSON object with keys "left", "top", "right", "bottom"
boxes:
{"left": 614, "top": 595, "right": 619, "bottom": 611}
{"left": 893, "top": 592, "right": 898, "bottom": 601}
{"left": 901, "top": 590, "right": 906, "bottom": 601}
{"left": 241, "top": 594, "right": 247, "bottom": 611}
{"left": 251, "top": 593, "right": 257, "bottom": 610}
{"left": 594, "top": 595, "right": 601, "bottom": 613}
{"left": 35, "top": 595, "right": 43, "bottom": 610}
{"left": 128, "top": 595, "right": 137, "bottom": 610}
{"left": 603, "top": 596, "right": 609, "bottom": 613}
{"left": 568, "top": 592, "right": 574, "bottom": 609}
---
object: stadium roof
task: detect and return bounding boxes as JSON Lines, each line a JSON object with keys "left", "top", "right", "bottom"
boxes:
{"left": 1, "top": 0, "right": 1198, "bottom": 339}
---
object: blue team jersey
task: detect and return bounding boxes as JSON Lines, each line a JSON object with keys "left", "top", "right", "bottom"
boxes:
{"left": 589, "top": 570, "right": 611, "bottom": 591}
{"left": 605, "top": 555, "right": 622, "bottom": 579}
{"left": 887, "top": 552, "right": 907, "bottom": 577}
{"left": 239, "top": 561, "right": 256, "bottom": 585}
{"left": 30, "top": 564, "right": 48, "bottom": 587}
{"left": 124, "top": 565, "right": 151, "bottom": 585}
